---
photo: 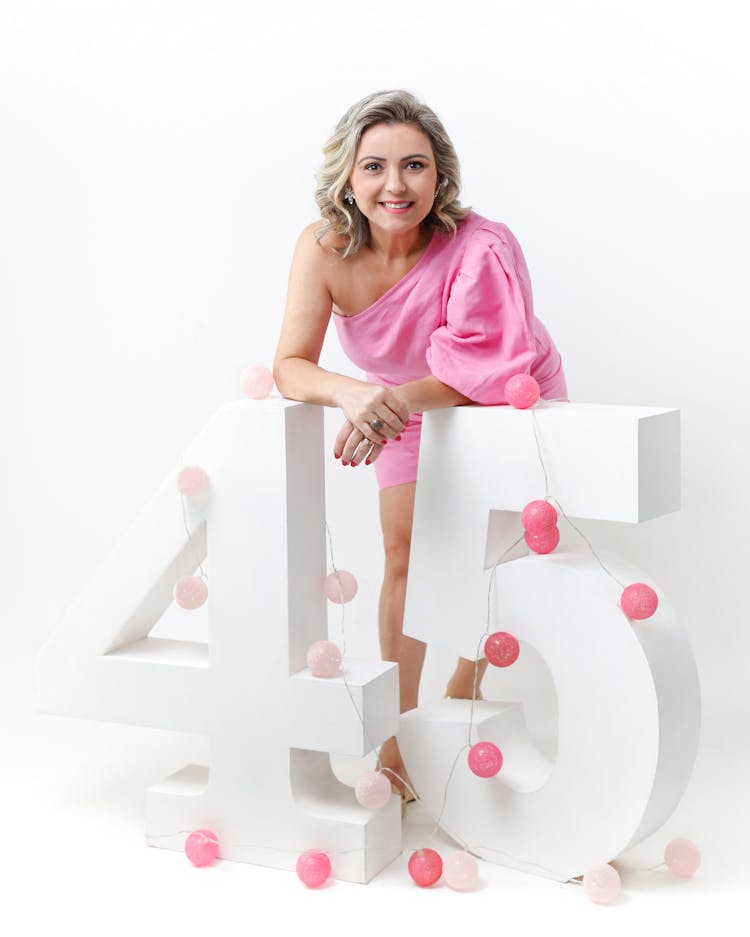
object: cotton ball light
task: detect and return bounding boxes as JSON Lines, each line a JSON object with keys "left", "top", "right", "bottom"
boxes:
{"left": 525, "top": 526, "right": 560, "bottom": 554}
{"left": 443, "top": 851, "right": 478, "bottom": 890}
{"left": 306, "top": 640, "right": 342, "bottom": 678}
{"left": 484, "top": 631, "right": 520, "bottom": 668}
{"left": 174, "top": 575, "right": 208, "bottom": 610}
{"left": 664, "top": 838, "right": 701, "bottom": 878}
{"left": 621, "top": 583, "right": 658, "bottom": 620}
{"left": 296, "top": 850, "right": 331, "bottom": 888}
{"left": 323, "top": 570, "right": 358, "bottom": 603}
{"left": 521, "top": 499, "right": 557, "bottom": 533}
{"left": 240, "top": 364, "right": 274, "bottom": 399}
{"left": 505, "top": 373, "right": 540, "bottom": 409}
{"left": 184, "top": 829, "right": 220, "bottom": 867}
{"left": 582, "top": 863, "right": 621, "bottom": 904}
{"left": 176, "top": 465, "right": 210, "bottom": 497}
{"left": 354, "top": 771, "right": 392, "bottom": 809}
{"left": 468, "top": 741, "right": 503, "bottom": 778}
{"left": 408, "top": 848, "right": 443, "bottom": 887}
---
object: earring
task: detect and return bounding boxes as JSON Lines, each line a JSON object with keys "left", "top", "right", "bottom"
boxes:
{"left": 343, "top": 186, "right": 355, "bottom": 205}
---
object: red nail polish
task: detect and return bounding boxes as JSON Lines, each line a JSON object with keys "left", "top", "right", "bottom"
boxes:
{"left": 395, "top": 435, "right": 401, "bottom": 441}
{"left": 365, "top": 459, "right": 371, "bottom": 465}
{"left": 334, "top": 452, "right": 341, "bottom": 459}
{"left": 382, "top": 440, "right": 387, "bottom": 444}
{"left": 341, "top": 460, "right": 349, "bottom": 466}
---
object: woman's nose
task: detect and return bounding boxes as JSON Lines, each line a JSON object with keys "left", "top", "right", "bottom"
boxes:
{"left": 385, "top": 172, "right": 406, "bottom": 193}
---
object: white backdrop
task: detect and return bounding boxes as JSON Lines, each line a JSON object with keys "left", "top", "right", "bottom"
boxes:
{"left": 1, "top": 1, "right": 748, "bottom": 931}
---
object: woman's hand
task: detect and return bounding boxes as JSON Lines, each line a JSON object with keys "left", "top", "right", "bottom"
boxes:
{"left": 333, "top": 418, "right": 390, "bottom": 466}
{"left": 333, "top": 378, "right": 410, "bottom": 447}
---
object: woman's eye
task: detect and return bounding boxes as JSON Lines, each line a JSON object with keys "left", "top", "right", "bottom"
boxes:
{"left": 407, "top": 161, "right": 425, "bottom": 169}
{"left": 364, "top": 163, "right": 381, "bottom": 171}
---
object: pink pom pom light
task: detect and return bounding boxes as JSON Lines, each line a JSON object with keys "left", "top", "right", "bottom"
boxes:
{"left": 296, "top": 850, "right": 331, "bottom": 888}
{"left": 664, "top": 838, "right": 701, "bottom": 877}
{"left": 505, "top": 373, "right": 540, "bottom": 409}
{"left": 184, "top": 829, "right": 219, "bottom": 867}
{"left": 484, "top": 631, "right": 520, "bottom": 668}
{"left": 174, "top": 575, "right": 208, "bottom": 610}
{"left": 525, "top": 526, "right": 560, "bottom": 554}
{"left": 306, "top": 640, "right": 342, "bottom": 678}
{"left": 582, "top": 864, "right": 621, "bottom": 904}
{"left": 240, "top": 364, "right": 274, "bottom": 399}
{"left": 408, "top": 848, "right": 443, "bottom": 887}
{"left": 354, "top": 771, "right": 392, "bottom": 809}
{"left": 443, "top": 851, "right": 478, "bottom": 890}
{"left": 323, "top": 570, "right": 358, "bottom": 603}
{"left": 176, "top": 465, "right": 210, "bottom": 497}
{"left": 468, "top": 741, "right": 503, "bottom": 777}
{"left": 621, "top": 583, "right": 658, "bottom": 620}
{"left": 521, "top": 499, "right": 557, "bottom": 533}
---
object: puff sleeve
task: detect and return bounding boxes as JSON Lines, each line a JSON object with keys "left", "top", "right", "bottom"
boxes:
{"left": 425, "top": 227, "right": 537, "bottom": 404}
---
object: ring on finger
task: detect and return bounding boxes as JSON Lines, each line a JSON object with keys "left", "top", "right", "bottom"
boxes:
{"left": 369, "top": 417, "right": 384, "bottom": 433}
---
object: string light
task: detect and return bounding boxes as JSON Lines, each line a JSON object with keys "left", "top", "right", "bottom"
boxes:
{"left": 306, "top": 639, "right": 342, "bottom": 678}
{"left": 621, "top": 583, "right": 659, "bottom": 620}
{"left": 240, "top": 364, "right": 274, "bottom": 399}
{"left": 505, "top": 374, "right": 541, "bottom": 409}
{"left": 184, "top": 829, "right": 220, "bottom": 867}
{"left": 173, "top": 574, "right": 208, "bottom": 610}
{"left": 296, "top": 850, "right": 331, "bottom": 888}
{"left": 408, "top": 848, "right": 443, "bottom": 887}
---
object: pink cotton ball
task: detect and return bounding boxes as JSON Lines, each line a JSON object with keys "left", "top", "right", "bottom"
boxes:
{"left": 443, "top": 851, "right": 478, "bottom": 891}
{"left": 582, "top": 864, "right": 621, "bottom": 904}
{"left": 621, "top": 583, "right": 659, "bottom": 620}
{"left": 174, "top": 575, "right": 208, "bottom": 610}
{"left": 505, "top": 373, "right": 540, "bottom": 409}
{"left": 240, "top": 364, "right": 274, "bottom": 399}
{"left": 184, "top": 829, "right": 220, "bottom": 867}
{"left": 484, "top": 631, "right": 520, "bottom": 668}
{"left": 664, "top": 838, "right": 701, "bottom": 878}
{"left": 408, "top": 848, "right": 443, "bottom": 887}
{"left": 306, "top": 640, "right": 342, "bottom": 678}
{"left": 354, "top": 771, "right": 392, "bottom": 809}
{"left": 521, "top": 499, "right": 558, "bottom": 533}
{"left": 296, "top": 850, "right": 331, "bottom": 888}
{"left": 323, "top": 570, "right": 358, "bottom": 603}
{"left": 176, "top": 465, "right": 210, "bottom": 497}
{"left": 525, "top": 526, "right": 560, "bottom": 555}
{"left": 468, "top": 741, "right": 503, "bottom": 778}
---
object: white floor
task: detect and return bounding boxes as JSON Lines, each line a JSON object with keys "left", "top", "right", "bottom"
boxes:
{"left": 4, "top": 653, "right": 748, "bottom": 937}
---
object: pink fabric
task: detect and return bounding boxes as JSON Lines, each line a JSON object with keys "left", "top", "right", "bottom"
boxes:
{"left": 331, "top": 211, "right": 568, "bottom": 490}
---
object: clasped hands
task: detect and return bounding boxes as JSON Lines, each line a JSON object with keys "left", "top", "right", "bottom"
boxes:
{"left": 333, "top": 379, "right": 411, "bottom": 468}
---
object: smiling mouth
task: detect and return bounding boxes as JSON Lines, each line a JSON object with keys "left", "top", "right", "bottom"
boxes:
{"left": 380, "top": 201, "right": 413, "bottom": 209}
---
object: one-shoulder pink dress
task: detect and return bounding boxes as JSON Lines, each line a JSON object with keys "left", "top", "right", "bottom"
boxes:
{"left": 331, "top": 210, "right": 568, "bottom": 490}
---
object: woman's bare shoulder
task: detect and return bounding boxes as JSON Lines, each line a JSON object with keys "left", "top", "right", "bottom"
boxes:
{"left": 296, "top": 219, "right": 348, "bottom": 257}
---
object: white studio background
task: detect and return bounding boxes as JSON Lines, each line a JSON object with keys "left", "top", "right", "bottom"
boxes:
{"left": 1, "top": 0, "right": 748, "bottom": 932}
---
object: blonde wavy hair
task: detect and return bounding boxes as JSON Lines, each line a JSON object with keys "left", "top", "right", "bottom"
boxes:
{"left": 314, "top": 89, "right": 471, "bottom": 257}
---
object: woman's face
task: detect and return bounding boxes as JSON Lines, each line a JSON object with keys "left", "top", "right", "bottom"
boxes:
{"left": 348, "top": 121, "right": 439, "bottom": 236}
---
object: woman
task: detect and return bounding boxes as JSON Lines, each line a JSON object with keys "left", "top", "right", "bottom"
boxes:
{"left": 273, "top": 89, "right": 567, "bottom": 803}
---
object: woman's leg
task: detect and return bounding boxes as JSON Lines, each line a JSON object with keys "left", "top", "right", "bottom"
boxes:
{"left": 445, "top": 657, "right": 489, "bottom": 699}
{"left": 377, "top": 481, "right": 425, "bottom": 793}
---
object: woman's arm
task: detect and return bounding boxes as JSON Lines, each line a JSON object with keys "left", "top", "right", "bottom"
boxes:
{"left": 273, "top": 222, "right": 353, "bottom": 407}
{"left": 397, "top": 375, "right": 474, "bottom": 413}
{"left": 273, "top": 223, "right": 409, "bottom": 444}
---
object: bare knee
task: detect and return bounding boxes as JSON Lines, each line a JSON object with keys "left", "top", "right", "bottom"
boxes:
{"left": 383, "top": 535, "right": 411, "bottom": 581}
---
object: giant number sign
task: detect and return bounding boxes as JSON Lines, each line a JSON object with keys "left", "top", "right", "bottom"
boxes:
{"left": 36, "top": 398, "right": 699, "bottom": 884}
{"left": 400, "top": 401, "right": 699, "bottom": 881}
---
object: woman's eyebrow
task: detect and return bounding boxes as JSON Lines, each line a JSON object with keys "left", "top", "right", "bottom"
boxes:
{"left": 356, "top": 153, "right": 432, "bottom": 164}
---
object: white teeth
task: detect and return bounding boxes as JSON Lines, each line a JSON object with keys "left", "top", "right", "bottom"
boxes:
{"left": 383, "top": 202, "right": 411, "bottom": 208}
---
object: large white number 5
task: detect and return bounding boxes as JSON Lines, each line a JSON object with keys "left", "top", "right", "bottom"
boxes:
{"left": 399, "top": 402, "right": 700, "bottom": 881}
